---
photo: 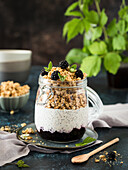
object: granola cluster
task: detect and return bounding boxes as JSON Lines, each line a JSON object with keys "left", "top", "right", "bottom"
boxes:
{"left": 42, "top": 88, "right": 87, "bottom": 110}
{"left": 22, "top": 128, "right": 34, "bottom": 134}
{"left": 37, "top": 61, "right": 87, "bottom": 110}
{"left": 0, "top": 81, "right": 30, "bottom": 97}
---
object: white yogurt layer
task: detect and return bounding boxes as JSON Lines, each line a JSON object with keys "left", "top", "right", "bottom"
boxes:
{"left": 35, "top": 104, "right": 88, "bottom": 133}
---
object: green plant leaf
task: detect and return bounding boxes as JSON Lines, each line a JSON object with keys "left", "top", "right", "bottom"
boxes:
{"left": 66, "top": 48, "right": 88, "bottom": 64}
{"left": 99, "top": 9, "right": 108, "bottom": 27}
{"left": 65, "top": 2, "right": 78, "bottom": 15}
{"left": 104, "top": 52, "right": 122, "bottom": 74}
{"left": 91, "top": 27, "right": 102, "bottom": 41}
{"left": 65, "top": 11, "right": 83, "bottom": 17}
{"left": 123, "top": 57, "right": 128, "bottom": 63}
{"left": 86, "top": 10, "right": 99, "bottom": 24}
{"left": 107, "top": 19, "right": 118, "bottom": 37}
{"left": 118, "top": 6, "right": 128, "bottom": 22}
{"left": 112, "top": 34, "right": 126, "bottom": 50}
{"left": 80, "top": 56, "right": 101, "bottom": 77}
{"left": 83, "top": 19, "right": 91, "bottom": 32}
{"left": 117, "top": 20, "right": 125, "bottom": 34}
{"left": 88, "top": 41, "right": 107, "bottom": 55}
{"left": 63, "top": 18, "right": 85, "bottom": 42}
{"left": 83, "top": 0, "right": 93, "bottom": 5}
{"left": 75, "top": 137, "right": 96, "bottom": 146}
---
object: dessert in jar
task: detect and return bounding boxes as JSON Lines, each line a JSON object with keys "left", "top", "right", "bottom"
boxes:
{"left": 35, "top": 60, "right": 88, "bottom": 142}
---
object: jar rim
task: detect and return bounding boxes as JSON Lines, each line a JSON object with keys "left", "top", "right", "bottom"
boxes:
{"left": 39, "top": 74, "right": 87, "bottom": 87}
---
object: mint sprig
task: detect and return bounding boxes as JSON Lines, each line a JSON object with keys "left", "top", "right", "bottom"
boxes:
{"left": 58, "top": 73, "right": 67, "bottom": 82}
{"left": 75, "top": 137, "right": 96, "bottom": 147}
{"left": 69, "top": 64, "right": 77, "bottom": 72}
{"left": 44, "top": 61, "right": 52, "bottom": 72}
{"left": 16, "top": 160, "right": 29, "bottom": 168}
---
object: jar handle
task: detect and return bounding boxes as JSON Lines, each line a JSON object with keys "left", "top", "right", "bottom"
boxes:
{"left": 87, "top": 86, "right": 103, "bottom": 122}
{"left": 37, "top": 85, "right": 54, "bottom": 105}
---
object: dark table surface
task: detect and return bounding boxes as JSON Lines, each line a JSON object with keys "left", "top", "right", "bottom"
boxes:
{"left": 0, "top": 66, "right": 128, "bottom": 170}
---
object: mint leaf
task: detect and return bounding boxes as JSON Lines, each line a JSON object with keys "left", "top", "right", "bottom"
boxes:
{"left": 69, "top": 64, "right": 77, "bottom": 72}
{"left": 80, "top": 56, "right": 101, "bottom": 77}
{"left": 16, "top": 160, "right": 24, "bottom": 167}
{"left": 92, "top": 27, "right": 102, "bottom": 41}
{"left": 48, "top": 61, "right": 52, "bottom": 70}
{"left": 22, "top": 164, "right": 30, "bottom": 168}
{"left": 16, "top": 160, "right": 29, "bottom": 168}
{"left": 112, "top": 34, "right": 126, "bottom": 50}
{"left": 65, "top": 2, "right": 78, "bottom": 15}
{"left": 107, "top": 19, "right": 118, "bottom": 37}
{"left": 117, "top": 20, "right": 125, "bottom": 34}
{"left": 63, "top": 18, "right": 85, "bottom": 42}
{"left": 88, "top": 41, "right": 107, "bottom": 55}
{"left": 70, "top": 64, "right": 77, "bottom": 69}
{"left": 58, "top": 73, "right": 67, "bottom": 82}
{"left": 86, "top": 10, "right": 99, "bottom": 24}
{"left": 75, "top": 137, "right": 96, "bottom": 146}
{"left": 104, "top": 52, "right": 122, "bottom": 74}
{"left": 99, "top": 9, "right": 108, "bottom": 27}
{"left": 44, "top": 67, "right": 49, "bottom": 72}
{"left": 66, "top": 48, "right": 88, "bottom": 64}
{"left": 44, "top": 61, "right": 53, "bottom": 72}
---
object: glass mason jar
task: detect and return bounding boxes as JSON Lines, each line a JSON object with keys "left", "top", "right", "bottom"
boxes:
{"left": 35, "top": 75, "right": 103, "bottom": 142}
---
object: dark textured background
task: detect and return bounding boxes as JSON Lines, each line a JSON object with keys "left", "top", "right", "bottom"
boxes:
{"left": 0, "top": 0, "right": 125, "bottom": 65}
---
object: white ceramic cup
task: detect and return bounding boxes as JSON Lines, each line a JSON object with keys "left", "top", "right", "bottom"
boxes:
{"left": 0, "top": 50, "right": 32, "bottom": 83}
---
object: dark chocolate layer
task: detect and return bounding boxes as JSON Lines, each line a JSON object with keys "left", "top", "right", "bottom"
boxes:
{"left": 38, "top": 127, "right": 86, "bottom": 142}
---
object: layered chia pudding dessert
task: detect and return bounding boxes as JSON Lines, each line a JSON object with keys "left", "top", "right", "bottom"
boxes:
{"left": 35, "top": 60, "right": 88, "bottom": 142}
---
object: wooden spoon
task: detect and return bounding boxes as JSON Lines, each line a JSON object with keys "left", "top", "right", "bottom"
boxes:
{"left": 71, "top": 137, "right": 119, "bottom": 163}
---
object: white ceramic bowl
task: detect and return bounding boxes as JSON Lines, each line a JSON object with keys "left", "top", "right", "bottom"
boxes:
{"left": 0, "top": 92, "right": 30, "bottom": 112}
{"left": 0, "top": 50, "right": 32, "bottom": 83}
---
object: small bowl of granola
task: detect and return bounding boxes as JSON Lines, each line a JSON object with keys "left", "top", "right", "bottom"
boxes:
{"left": 0, "top": 81, "right": 30, "bottom": 112}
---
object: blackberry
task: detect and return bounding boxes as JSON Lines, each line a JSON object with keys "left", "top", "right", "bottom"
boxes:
{"left": 59, "top": 60, "right": 69, "bottom": 69}
{"left": 75, "top": 69, "right": 83, "bottom": 79}
{"left": 108, "top": 151, "right": 116, "bottom": 160}
{"left": 51, "top": 71, "right": 60, "bottom": 80}
{"left": 41, "top": 70, "right": 48, "bottom": 76}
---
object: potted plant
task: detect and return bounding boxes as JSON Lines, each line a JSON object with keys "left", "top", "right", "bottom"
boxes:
{"left": 63, "top": 0, "right": 128, "bottom": 88}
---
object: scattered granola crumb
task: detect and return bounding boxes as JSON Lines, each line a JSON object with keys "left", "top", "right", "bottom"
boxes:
{"left": 21, "top": 123, "right": 26, "bottom": 127}
{"left": 99, "top": 155, "right": 105, "bottom": 159}
{"left": 10, "top": 110, "right": 14, "bottom": 115}
{"left": 94, "top": 150, "right": 123, "bottom": 167}
{"left": 27, "top": 136, "right": 33, "bottom": 140}
{"left": 4, "top": 126, "right": 11, "bottom": 131}
{"left": 0, "top": 126, "right": 5, "bottom": 131}
{"left": 95, "top": 159, "right": 100, "bottom": 163}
